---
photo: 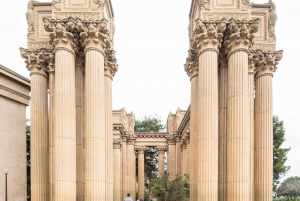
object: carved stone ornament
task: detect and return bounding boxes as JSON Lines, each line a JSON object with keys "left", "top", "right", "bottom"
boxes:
{"left": 157, "top": 146, "right": 168, "bottom": 154}
{"left": 167, "top": 135, "right": 176, "bottom": 145}
{"left": 218, "top": 50, "right": 228, "bottom": 71}
{"left": 104, "top": 49, "right": 118, "bottom": 78}
{"left": 184, "top": 49, "right": 199, "bottom": 78}
{"left": 248, "top": 50, "right": 260, "bottom": 74}
{"left": 191, "top": 18, "right": 227, "bottom": 56}
{"left": 199, "top": 0, "right": 210, "bottom": 11}
{"left": 93, "top": 0, "right": 105, "bottom": 11}
{"left": 52, "top": 0, "right": 61, "bottom": 10}
{"left": 20, "top": 48, "right": 54, "bottom": 77}
{"left": 127, "top": 134, "right": 136, "bottom": 145}
{"left": 43, "top": 17, "right": 111, "bottom": 54}
{"left": 254, "top": 49, "right": 283, "bottom": 79}
{"left": 26, "top": 1, "right": 35, "bottom": 41}
{"left": 167, "top": 112, "right": 173, "bottom": 133}
{"left": 135, "top": 146, "right": 147, "bottom": 154}
{"left": 224, "top": 18, "right": 260, "bottom": 56}
{"left": 268, "top": 0, "right": 277, "bottom": 42}
{"left": 113, "top": 138, "right": 122, "bottom": 150}
{"left": 129, "top": 112, "right": 135, "bottom": 133}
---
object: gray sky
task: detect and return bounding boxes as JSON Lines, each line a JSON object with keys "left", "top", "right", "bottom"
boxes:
{"left": 0, "top": 0, "right": 299, "bottom": 181}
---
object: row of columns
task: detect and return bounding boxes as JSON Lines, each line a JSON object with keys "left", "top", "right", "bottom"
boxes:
{"left": 185, "top": 18, "right": 282, "bottom": 201}
{"left": 20, "top": 17, "right": 118, "bottom": 201}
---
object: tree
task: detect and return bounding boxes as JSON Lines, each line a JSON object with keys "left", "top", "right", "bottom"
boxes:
{"left": 134, "top": 115, "right": 165, "bottom": 188}
{"left": 26, "top": 120, "right": 30, "bottom": 197}
{"left": 273, "top": 116, "right": 291, "bottom": 191}
{"left": 277, "top": 176, "right": 300, "bottom": 198}
{"left": 150, "top": 173, "right": 190, "bottom": 201}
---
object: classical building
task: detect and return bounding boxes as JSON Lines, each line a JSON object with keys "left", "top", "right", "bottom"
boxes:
{"left": 0, "top": 65, "right": 30, "bottom": 201}
{"left": 16, "top": 0, "right": 282, "bottom": 201}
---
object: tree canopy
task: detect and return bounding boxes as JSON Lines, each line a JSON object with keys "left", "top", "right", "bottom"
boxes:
{"left": 273, "top": 116, "right": 291, "bottom": 191}
{"left": 277, "top": 176, "right": 300, "bottom": 198}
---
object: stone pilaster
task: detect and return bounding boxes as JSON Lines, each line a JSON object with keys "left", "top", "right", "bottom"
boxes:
{"left": 191, "top": 18, "right": 227, "bottom": 201}
{"left": 218, "top": 50, "right": 228, "bottom": 201}
{"left": 136, "top": 146, "right": 146, "bottom": 200}
{"left": 44, "top": 17, "right": 78, "bottom": 201}
{"left": 79, "top": 18, "right": 110, "bottom": 200}
{"left": 167, "top": 136, "right": 176, "bottom": 178}
{"left": 75, "top": 51, "right": 85, "bottom": 201}
{"left": 113, "top": 139, "right": 122, "bottom": 201}
{"left": 20, "top": 48, "right": 51, "bottom": 201}
{"left": 184, "top": 49, "right": 198, "bottom": 200}
{"left": 157, "top": 146, "right": 167, "bottom": 177}
{"left": 186, "top": 137, "right": 190, "bottom": 176}
{"left": 254, "top": 50, "right": 283, "bottom": 201}
{"left": 47, "top": 55, "right": 55, "bottom": 201}
{"left": 248, "top": 51, "right": 259, "bottom": 201}
{"left": 127, "top": 135, "right": 136, "bottom": 201}
{"left": 181, "top": 141, "right": 188, "bottom": 176}
{"left": 225, "top": 18, "right": 260, "bottom": 201}
{"left": 175, "top": 135, "right": 182, "bottom": 175}
{"left": 104, "top": 49, "right": 118, "bottom": 201}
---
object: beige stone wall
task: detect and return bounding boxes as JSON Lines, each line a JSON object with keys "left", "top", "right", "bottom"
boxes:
{"left": 0, "top": 66, "right": 30, "bottom": 201}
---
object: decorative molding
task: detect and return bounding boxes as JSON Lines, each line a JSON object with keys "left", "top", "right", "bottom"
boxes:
{"left": 184, "top": 50, "right": 199, "bottom": 78}
{"left": 177, "top": 106, "right": 190, "bottom": 134}
{"left": 202, "top": 12, "right": 249, "bottom": 21}
{"left": 135, "top": 132, "right": 168, "bottom": 138}
{"left": 104, "top": 49, "right": 118, "bottom": 78}
{"left": 135, "top": 146, "right": 147, "bottom": 154}
{"left": 0, "top": 85, "right": 30, "bottom": 100}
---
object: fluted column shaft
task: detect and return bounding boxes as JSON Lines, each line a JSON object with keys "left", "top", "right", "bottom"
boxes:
{"left": 105, "top": 71, "right": 113, "bottom": 201}
{"left": 249, "top": 60, "right": 255, "bottom": 201}
{"left": 127, "top": 140, "right": 136, "bottom": 201}
{"left": 53, "top": 33, "right": 77, "bottom": 201}
{"left": 83, "top": 36, "right": 106, "bottom": 200}
{"left": 218, "top": 53, "right": 228, "bottom": 201}
{"left": 197, "top": 47, "right": 219, "bottom": 201}
{"left": 30, "top": 68, "right": 49, "bottom": 201}
{"left": 137, "top": 147, "right": 146, "bottom": 199}
{"left": 122, "top": 138, "right": 127, "bottom": 198}
{"left": 113, "top": 143, "right": 122, "bottom": 201}
{"left": 227, "top": 45, "right": 250, "bottom": 201}
{"left": 75, "top": 55, "right": 84, "bottom": 201}
{"left": 158, "top": 150, "right": 165, "bottom": 177}
{"left": 167, "top": 140, "right": 176, "bottom": 178}
{"left": 49, "top": 64, "right": 55, "bottom": 201}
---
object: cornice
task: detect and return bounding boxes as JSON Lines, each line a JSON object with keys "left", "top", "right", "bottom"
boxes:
{"left": 0, "top": 85, "right": 30, "bottom": 101}
{"left": 177, "top": 105, "right": 190, "bottom": 134}
{"left": 135, "top": 132, "right": 169, "bottom": 139}
{"left": 0, "top": 65, "right": 31, "bottom": 88}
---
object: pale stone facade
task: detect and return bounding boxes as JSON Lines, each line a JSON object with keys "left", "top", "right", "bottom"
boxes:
{"left": 12, "top": 0, "right": 282, "bottom": 201}
{"left": 0, "top": 65, "right": 30, "bottom": 201}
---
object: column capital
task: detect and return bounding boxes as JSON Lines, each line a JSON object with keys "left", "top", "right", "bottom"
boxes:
{"left": 255, "top": 50, "right": 283, "bottom": 79}
{"left": 135, "top": 146, "right": 146, "bottom": 154}
{"left": 78, "top": 18, "right": 111, "bottom": 55}
{"left": 191, "top": 18, "right": 227, "bottom": 56}
{"left": 43, "top": 17, "right": 78, "bottom": 56}
{"left": 181, "top": 142, "right": 187, "bottom": 151}
{"left": 249, "top": 50, "right": 260, "bottom": 75}
{"left": 184, "top": 49, "right": 199, "bottom": 79}
{"left": 113, "top": 138, "right": 122, "bottom": 150}
{"left": 157, "top": 146, "right": 168, "bottom": 154}
{"left": 167, "top": 135, "right": 176, "bottom": 145}
{"left": 126, "top": 134, "right": 136, "bottom": 145}
{"left": 224, "top": 18, "right": 260, "bottom": 57}
{"left": 104, "top": 49, "right": 118, "bottom": 79}
{"left": 20, "top": 48, "right": 54, "bottom": 78}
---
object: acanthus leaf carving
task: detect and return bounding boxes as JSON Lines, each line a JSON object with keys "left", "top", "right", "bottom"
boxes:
{"left": 184, "top": 49, "right": 199, "bottom": 78}
{"left": 105, "top": 49, "right": 118, "bottom": 78}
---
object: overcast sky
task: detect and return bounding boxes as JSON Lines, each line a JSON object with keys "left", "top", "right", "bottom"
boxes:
{"left": 0, "top": 0, "right": 298, "bottom": 181}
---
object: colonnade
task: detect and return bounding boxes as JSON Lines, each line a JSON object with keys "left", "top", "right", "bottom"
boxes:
{"left": 20, "top": 17, "right": 118, "bottom": 201}
{"left": 185, "top": 18, "right": 282, "bottom": 201}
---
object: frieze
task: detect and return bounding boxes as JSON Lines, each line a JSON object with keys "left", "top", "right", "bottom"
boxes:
{"left": 0, "top": 85, "right": 30, "bottom": 101}
{"left": 202, "top": 12, "right": 250, "bottom": 21}
{"left": 251, "top": 43, "right": 275, "bottom": 51}
{"left": 213, "top": 0, "right": 240, "bottom": 10}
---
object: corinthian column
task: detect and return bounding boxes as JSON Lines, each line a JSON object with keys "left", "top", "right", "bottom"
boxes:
{"left": 127, "top": 135, "right": 136, "bottom": 201}
{"left": 218, "top": 50, "right": 228, "bottom": 201}
{"left": 191, "top": 18, "right": 226, "bottom": 201}
{"left": 113, "top": 139, "right": 122, "bottom": 201}
{"left": 225, "top": 18, "right": 259, "bottom": 201}
{"left": 44, "top": 17, "right": 78, "bottom": 201}
{"left": 75, "top": 52, "right": 84, "bottom": 201}
{"left": 105, "top": 49, "right": 118, "bottom": 201}
{"left": 184, "top": 49, "right": 198, "bottom": 200}
{"left": 20, "top": 48, "right": 51, "bottom": 201}
{"left": 79, "top": 19, "right": 110, "bottom": 200}
{"left": 136, "top": 146, "right": 146, "bottom": 200}
{"left": 254, "top": 50, "right": 283, "bottom": 201}
{"left": 157, "top": 146, "right": 167, "bottom": 176}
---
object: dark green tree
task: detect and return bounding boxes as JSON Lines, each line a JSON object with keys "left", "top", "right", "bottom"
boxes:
{"left": 277, "top": 176, "right": 300, "bottom": 198}
{"left": 134, "top": 115, "right": 165, "bottom": 187}
{"left": 26, "top": 120, "right": 31, "bottom": 197}
{"left": 273, "top": 116, "right": 291, "bottom": 191}
{"left": 150, "top": 173, "right": 190, "bottom": 201}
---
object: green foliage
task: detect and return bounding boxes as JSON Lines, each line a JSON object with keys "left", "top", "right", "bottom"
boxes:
{"left": 134, "top": 115, "right": 165, "bottom": 185}
{"left": 26, "top": 120, "right": 30, "bottom": 197}
{"left": 277, "top": 176, "right": 300, "bottom": 199}
{"left": 150, "top": 173, "right": 190, "bottom": 201}
{"left": 134, "top": 115, "right": 165, "bottom": 132}
{"left": 273, "top": 198, "right": 300, "bottom": 201}
{"left": 273, "top": 116, "right": 291, "bottom": 191}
